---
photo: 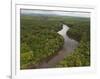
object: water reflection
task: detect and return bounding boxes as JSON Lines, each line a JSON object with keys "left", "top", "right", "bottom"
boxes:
{"left": 39, "top": 24, "right": 78, "bottom": 68}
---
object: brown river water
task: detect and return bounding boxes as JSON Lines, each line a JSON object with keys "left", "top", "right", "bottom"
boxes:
{"left": 36, "top": 24, "right": 79, "bottom": 68}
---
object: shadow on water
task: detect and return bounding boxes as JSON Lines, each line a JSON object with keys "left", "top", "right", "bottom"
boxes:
{"left": 36, "top": 24, "right": 78, "bottom": 68}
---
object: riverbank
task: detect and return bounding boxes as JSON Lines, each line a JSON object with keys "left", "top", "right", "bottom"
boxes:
{"left": 34, "top": 24, "right": 78, "bottom": 68}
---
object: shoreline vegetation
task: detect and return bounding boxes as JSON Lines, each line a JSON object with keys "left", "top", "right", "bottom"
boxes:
{"left": 56, "top": 17, "right": 90, "bottom": 67}
{"left": 20, "top": 14, "right": 90, "bottom": 69}
{"left": 20, "top": 15, "right": 64, "bottom": 69}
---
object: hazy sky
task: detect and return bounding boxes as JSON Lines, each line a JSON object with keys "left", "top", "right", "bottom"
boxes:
{"left": 21, "top": 9, "right": 90, "bottom": 17}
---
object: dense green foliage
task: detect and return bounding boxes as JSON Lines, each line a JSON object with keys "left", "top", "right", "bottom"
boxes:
{"left": 20, "top": 13, "right": 90, "bottom": 69}
{"left": 56, "top": 17, "right": 90, "bottom": 67}
{"left": 20, "top": 15, "right": 64, "bottom": 69}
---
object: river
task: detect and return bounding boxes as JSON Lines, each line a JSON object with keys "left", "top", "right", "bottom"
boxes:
{"left": 37, "top": 24, "right": 78, "bottom": 68}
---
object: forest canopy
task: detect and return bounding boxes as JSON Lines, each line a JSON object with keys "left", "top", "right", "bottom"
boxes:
{"left": 20, "top": 13, "right": 90, "bottom": 69}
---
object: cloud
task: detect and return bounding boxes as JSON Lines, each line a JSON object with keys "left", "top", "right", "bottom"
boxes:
{"left": 21, "top": 9, "right": 90, "bottom": 17}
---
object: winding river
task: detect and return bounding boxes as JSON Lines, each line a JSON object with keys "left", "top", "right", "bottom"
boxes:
{"left": 38, "top": 24, "right": 78, "bottom": 68}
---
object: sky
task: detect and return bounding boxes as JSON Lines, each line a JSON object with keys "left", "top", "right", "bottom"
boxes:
{"left": 21, "top": 9, "right": 90, "bottom": 17}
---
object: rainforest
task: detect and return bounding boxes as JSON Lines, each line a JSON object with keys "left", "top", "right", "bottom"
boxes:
{"left": 20, "top": 11, "right": 90, "bottom": 69}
